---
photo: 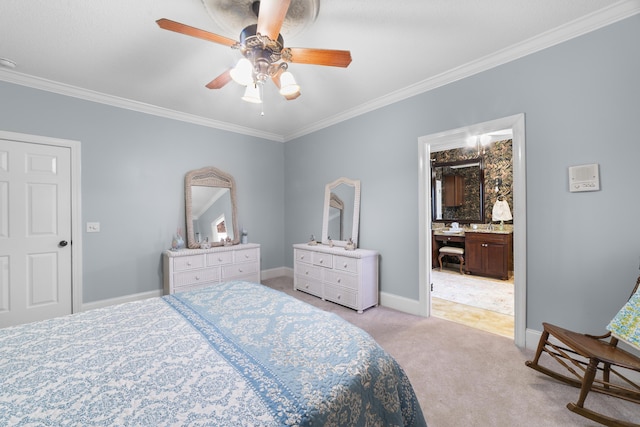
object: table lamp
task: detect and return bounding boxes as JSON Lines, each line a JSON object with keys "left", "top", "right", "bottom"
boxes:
{"left": 492, "top": 199, "right": 512, "bottom": 231}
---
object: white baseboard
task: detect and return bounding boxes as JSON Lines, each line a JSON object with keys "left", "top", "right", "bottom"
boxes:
{"left": 526, "top": 328, "right": 542, "bottom": 351}
{"left": 81, "top": 289, "right": 163, "bottom": 312}
{"left": 379, "top": 291, "right": 425, "bottom": 317}
{"left": 261, "top": 267, "right": 292, "bottom": 280}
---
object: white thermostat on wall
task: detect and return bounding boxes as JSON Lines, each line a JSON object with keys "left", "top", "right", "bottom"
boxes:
{"left": 568, "top": 163, "right": 600, "bottom": 192}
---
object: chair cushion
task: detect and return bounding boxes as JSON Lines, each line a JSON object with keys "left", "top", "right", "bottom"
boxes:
{"left": 439, "top": 246, "right": 464, "bottom": 255}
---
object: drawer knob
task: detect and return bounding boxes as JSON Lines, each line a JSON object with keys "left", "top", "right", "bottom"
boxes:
{"left": 195, "top": 276, "right": 200, "bottom": 280}
{"left": 244, "top": 254, "right": 249, "bottom": 259}
{"left": 343, "top": 263, "right": 348, "bottom": 268}
{"left": 305, "top": 284, "right": 309, "bottom": 289}
{"left": 187, "top": 262, "right": 192, "bottom": 266}
{"left": 337, "top": 294, "right": 341, "bottom": 300}
{"left": 305, "top": 271, "right": 309, "bottom": 275}
{"left": 238, "top": 268, "right": 243, "bottom": 273}
{"left": 300, "top": 255, "right": 305, "bottom": 259}
{"left": 319, "top": 259, "right": 323, "bottom": 264}
{"left": 337, "top": 278, "right": 342, "bottom": 283}
{"left": 218, "top": 257, "right": 223, "bottom": 262}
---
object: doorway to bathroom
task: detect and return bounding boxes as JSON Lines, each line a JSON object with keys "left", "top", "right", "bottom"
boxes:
{"left": 417, "top": 114, "right": 527, "bottom": 347}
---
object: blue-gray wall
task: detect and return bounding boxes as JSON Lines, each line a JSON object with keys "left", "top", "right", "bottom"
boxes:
{"left": 284, "top": 14, "right": 640, "bottom": 333}
{"left": 0, "top": 83, "right": 284, "bottom": 303}
{"left": 1, "top": 14, "right": 638, "bottom": 335}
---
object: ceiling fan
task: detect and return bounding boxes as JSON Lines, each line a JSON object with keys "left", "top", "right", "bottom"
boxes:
{"left": 156, "top": 0, "right": 352, "bottom": 103}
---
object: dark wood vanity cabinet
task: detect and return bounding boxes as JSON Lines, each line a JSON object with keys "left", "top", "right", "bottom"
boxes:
{"left": 465, "top": 232, "right": 512, "bottom": 280}
{"left": 443, "top": 175, "right": 464, "bottom": 207}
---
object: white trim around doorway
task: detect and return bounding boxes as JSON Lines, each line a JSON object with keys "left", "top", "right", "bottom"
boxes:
{"left": 417, "top": 114, "right": 527, "bottom": 348}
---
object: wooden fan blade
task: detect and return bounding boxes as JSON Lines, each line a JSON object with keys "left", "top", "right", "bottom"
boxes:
{"left": 206, "top": 69, "right": 232, "bottom": 89}
{"left": 286, "top": 47, "right": 352, "bottom": 68}
{"left": 156, "top": 18, "right": 237, "bottom": 47}
{"left": 256, "top": 0, "right": 291, "bottom": 40}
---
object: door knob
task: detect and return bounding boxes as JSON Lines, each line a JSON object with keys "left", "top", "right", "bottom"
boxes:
{"left": 59, "top": 240, "right": 68, "bottom": 247}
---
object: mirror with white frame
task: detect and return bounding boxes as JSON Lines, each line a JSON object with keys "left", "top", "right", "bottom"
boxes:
{"left": 185, "top": 167, "right": 239, "bottom": 249}
{"left": 321, "top": 177, "right": 361, "bottom": 248}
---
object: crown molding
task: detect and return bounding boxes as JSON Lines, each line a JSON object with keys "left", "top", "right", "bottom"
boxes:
{"left": 1, "top": 1, "right": 638, "bottom": 143}
{"left": 283, "top": 0, "right": 640, "bottom": 141}
{"left": 0, "top": 70, "right": 285, "bottom": 142}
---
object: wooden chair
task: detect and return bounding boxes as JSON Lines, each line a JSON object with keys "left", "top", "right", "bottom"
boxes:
{"left": 525, "top": 276, "right": 640, "bottom": 427}
{"left": 438, "top": 246, "right": 465, "bottom": 274}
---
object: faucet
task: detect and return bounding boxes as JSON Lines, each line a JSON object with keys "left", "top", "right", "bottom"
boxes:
{"left": 488, "top": 223, "right": 493, "bottom": 231}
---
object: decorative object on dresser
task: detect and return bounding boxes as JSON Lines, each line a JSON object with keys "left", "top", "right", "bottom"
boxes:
{"left": 185, "top": 166, "right": 239, "bottom": 249}
{"left": 163, "top": 244, "right": 260, "bottom": 294}
{"left": 293, "top": 243, "right": 378, "bottom": 313}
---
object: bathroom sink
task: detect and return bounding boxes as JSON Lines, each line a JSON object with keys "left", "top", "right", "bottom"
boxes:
{"left": 442, "top": 229, "right": 463, "bottom": 234}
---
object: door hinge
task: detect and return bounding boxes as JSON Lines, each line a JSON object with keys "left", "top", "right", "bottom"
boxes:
{"left": 430, "top": 283, "right": 433, "bottom": 292}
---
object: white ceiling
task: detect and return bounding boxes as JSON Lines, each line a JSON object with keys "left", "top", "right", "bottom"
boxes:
{"left": 1, "top": 0, "right": 637, "bottom": 142}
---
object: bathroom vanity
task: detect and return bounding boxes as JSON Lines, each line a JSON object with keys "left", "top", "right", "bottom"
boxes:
{"left": 433, "top": 229, "right": 512, "bottom": 280}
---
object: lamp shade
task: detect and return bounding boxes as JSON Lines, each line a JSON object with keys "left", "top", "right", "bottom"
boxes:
{"left": 241, "top": 84, "right": 262, "bottom": 104}
{"left": 492, "top": 199, "right": 512, "bottom": 221}
{"left": 279, "top": 71, "right": 300, "bottom": 96}
{"left": 230, "top": 58, "right": 254, "bottom": 86}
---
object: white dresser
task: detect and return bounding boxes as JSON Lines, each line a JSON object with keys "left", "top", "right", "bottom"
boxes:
{"left": 293, "top": 243, "right": 379, "bottom": 313}
{"left": 163, "top": 243, "right": 260, "bottom": 294}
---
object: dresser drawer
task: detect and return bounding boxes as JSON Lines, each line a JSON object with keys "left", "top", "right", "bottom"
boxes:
{"left": 173, "top": 255, "right": 204, "bottom": 271}
{"left": 295, "top": 275, "right": 323, "bottom": 298}
{"left": 295, "top": 249, "right": 313, "bottom": 264}
{"left": 174, "top": 268, "right": 219, "bottom": 287}
{"left": 313, "top": 252, "right": 333, "bottom": 268}
{"left": 324, "top": 283, "right": 357, "bottom": 309}
{"left": 334, "top": 255, "right": 358, "bottom": 274}
{"left": 324, "top": 270, "right": 358, "bottom": 290}
{"left": 295, "top": 262, "right": 323, "bottom": 281}
{"left": 222, "top": 261, "right": 259, "bottom": 279}
{"left": 206, "top": 251, "right": 233, "bottom": 266}
{"left": 235, "top": 248, "right": 258, "bottom": 263}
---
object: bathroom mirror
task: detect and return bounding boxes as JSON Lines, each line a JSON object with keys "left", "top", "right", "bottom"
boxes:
{"left": 185, "top": 166, "right": 239, "bottom": 249}
{"left": 431, "top": 158, "right": 484, "bottom": 223}
{"left": 321, "top": 177, "right": 360, "bottom": 248}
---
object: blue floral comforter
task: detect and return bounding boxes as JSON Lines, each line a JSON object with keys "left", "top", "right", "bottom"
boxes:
{"left": 0, "top": 281, "right": 426, "bottom": 426}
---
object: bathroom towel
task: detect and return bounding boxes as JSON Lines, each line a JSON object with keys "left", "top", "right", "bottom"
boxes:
{"left": 606, "top": 286, "right": 640, "bottom": 350}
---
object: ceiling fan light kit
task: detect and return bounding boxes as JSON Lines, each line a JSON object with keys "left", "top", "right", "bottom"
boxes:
{"left": 156, "top": 0, "right": 351, "bottom": 108}
{"left": 241, "top": 83, "right": 263, "bottom": 104}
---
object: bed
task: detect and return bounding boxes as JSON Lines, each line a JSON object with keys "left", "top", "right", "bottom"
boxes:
{"left": 0, "top": 280, "right": 427, "bottom": 426}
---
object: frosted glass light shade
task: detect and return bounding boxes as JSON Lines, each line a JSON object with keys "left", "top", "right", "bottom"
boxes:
{"left": 279, "top": 71, "right": 300, "bottom": 96}
{"left": 230, "top": 58, "right": 253, "bottom": 86}
{"left": 242, "top": 84, "right": 262, "bottom": 103}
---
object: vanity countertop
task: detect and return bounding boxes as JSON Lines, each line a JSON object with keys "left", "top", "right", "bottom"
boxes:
{"left": 433, "top": 228, "right": 513, "bottom": 236}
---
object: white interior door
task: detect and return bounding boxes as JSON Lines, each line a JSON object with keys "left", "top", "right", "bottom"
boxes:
{"left": 0, "top": 138, "right": 72, "bottom": 328}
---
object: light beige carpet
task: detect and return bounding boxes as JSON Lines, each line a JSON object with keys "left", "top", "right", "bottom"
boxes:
{"left": 431, "top": 270, "right": 514, "bottom": 316}
{"left": 262, "top": 276, "right": 639, "bottom": 427}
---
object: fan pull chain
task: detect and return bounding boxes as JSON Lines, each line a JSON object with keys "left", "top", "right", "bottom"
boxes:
{"left": 260, "top": 83, "right": 265, "bottom": 116}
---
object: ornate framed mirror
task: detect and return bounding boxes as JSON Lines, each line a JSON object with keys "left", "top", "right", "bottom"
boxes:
{"left": 321, "top": 177, "right": 361, "bottom": 248}
{"left": 185, "top": 167, "right": 239, "bottom": 249}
